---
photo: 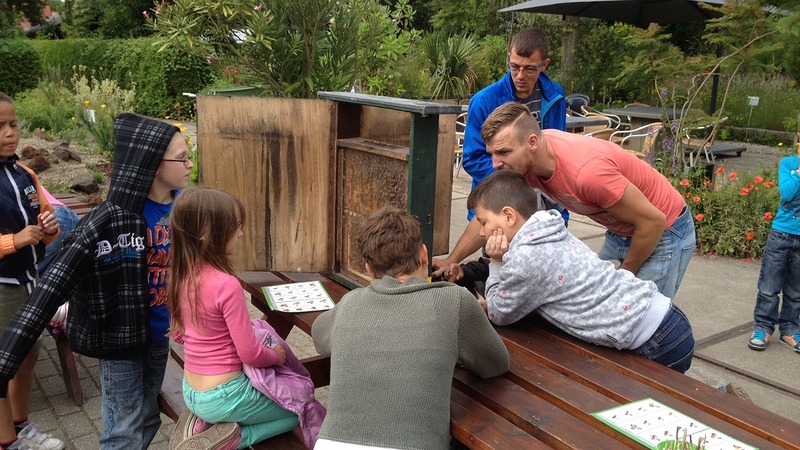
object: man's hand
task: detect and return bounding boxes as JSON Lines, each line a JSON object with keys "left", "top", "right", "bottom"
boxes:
{"left": 485, "top": 229, "right": 508, "bottom": 263}
{"left": 431, "top": 257, "right": 455, "bottom": 279}
{"left": 13, "top": 225, "right": 44, "bottom": 249}
{"left": 38, "top": 211, "right": 59, "bottom": 236}
{"left": 442, "top": 263, "right": 463, "bottom": 283}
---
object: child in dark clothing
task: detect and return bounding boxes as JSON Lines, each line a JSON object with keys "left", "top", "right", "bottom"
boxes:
{"left": 0, "top": 91, "right": 63, "bottom": 450}
{"left": 0, "top": 112, "right": 193, "bottom": 449}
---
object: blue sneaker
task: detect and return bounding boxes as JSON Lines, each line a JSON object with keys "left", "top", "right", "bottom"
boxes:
{"left": 780, "top": 334, "right": 800, "bottom": 353}
{"left": 748, "top": 329, "right": 771, "bottom": 351}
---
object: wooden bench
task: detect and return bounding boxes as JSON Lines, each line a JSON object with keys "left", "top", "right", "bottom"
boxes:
{"left": 47, "top": 194, "right": 92, "bottom": 406}
{"left": 157, "top": 341, "right": 312, "bottom": 449}
{"left": 238, "top": 270, "right": 800, "bottom": 450}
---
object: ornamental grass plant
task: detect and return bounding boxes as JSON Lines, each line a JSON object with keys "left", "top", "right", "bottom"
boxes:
{"left": 672, "top": 164, "right": 780, "bottom": 259}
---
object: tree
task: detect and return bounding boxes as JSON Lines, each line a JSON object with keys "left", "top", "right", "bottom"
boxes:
{"left": 61, "top": 0, "right": 153, "bottom": 38}
{"left": 1, "top": 0, "right": 46, "bottom": 38}
{"left": 149, "top": 0, "right": 421, "bottom": 98}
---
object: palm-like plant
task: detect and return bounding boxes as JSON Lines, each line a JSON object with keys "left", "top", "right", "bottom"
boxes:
{"left": 422, "top": 34, "right": 479, "bottom": 99}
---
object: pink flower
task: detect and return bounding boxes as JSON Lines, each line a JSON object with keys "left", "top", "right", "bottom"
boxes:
{"left": 754, "top": 176, "right": 763, "bottom": 183}
{"left": 692, "top": 196, "right": 700, "bottom": 202}
{"left": 254, "top": 5, "right": 261, "bottom": 10}
{"left": 764, "top": 181, "right": 775, "bottom": 188}
{"left": 703, "top": 179, "right": 712, "bottom": 186}
{"left": 740, "top": 188, "right": 749, "bottom": 196}
{"left": 695, "top": 214, "right": 704, "bottom": 221}
{"left": 679, "top": 179, "right": 690, "bottom": 187}
{"left": 746, "top": 231, "right": 755, "bottom": 241}
{"left": 142, "top": 10, "right": 149, "bottom": 18}
{"left": 716, "top": 167, "right": 725, "bottom": 174}
{"left": 729, "top": 172, "right": 738, "bottom": 180}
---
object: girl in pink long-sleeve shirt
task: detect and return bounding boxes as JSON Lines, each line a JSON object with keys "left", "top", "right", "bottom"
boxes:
{"left": 167, "top": 187, "right": 299, "bottom": 450}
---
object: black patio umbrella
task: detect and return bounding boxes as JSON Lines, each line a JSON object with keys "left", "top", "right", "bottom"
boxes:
{"left": 499, "top": 0, "right": 726, "bottom": 28}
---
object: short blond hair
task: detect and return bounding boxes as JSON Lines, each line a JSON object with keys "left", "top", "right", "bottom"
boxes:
{"left": 480, "top": 102, "right": 542, "bottom": 147}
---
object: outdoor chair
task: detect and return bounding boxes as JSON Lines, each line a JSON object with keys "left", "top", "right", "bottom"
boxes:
{"left": 581, "top": 105, "right": 626, "bottom": 130}
{"left": 454, "top": 112, "right": 467, "bottom": 177}
{"left": 584, "top": 127, "right": 617, "bottom": 141}
{"left": 610, "top": 122, "right": 663, "bottom": 159}
{"left": 566, "top": 93, "right": 591, "bottom": 116}
{"left": 682, "top": 115, "right": 729, "bottom": 166}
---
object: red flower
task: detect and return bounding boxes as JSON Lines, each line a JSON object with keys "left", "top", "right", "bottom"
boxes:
{"left": 716, "top": 167, "right": 725, "bottom": 174}
{"left": 695, "top": 214, "right": 704, "bottom": 221}
{"left": 764, "top": 181, "right": 775, "bottom": 188}
{"left": 740, "top": 188, "right": 750, "bottom": 196}
{"left": 754, "top": 176, "right": 764, "bottom": 183}
{"left": 692, "top": 196, "right": 701, "bottom": 202}
{"left": 685, "top": 192, "right": 691, "bottom": 198}
{"left": 763, "top": 212, "right": 773, "bottom": 221}
{"left": 680, "top": 179, "right": 690, "bottom": 187}
{"left": 746, "top": 183, "right": 754, "bottom": 189}
{"left": 746, "top": 231, "right": 755, "bottom": 240}
{"left": 729, "top": 172, "right": 738, "bottom": 179}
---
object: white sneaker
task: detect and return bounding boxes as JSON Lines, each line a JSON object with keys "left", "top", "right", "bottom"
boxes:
{"left": 13, "top": 422, "right": 64, "bottom": 450}
{"left": 49, "top": 304, "right": 69, "bottom": 331}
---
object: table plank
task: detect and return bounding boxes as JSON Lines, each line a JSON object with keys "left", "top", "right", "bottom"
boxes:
{"left": 499, "top": 320, "right": 799, "bottom": 450}
{"left": 450, "top": 389, "right": 551, "bottom": 449}
{"left": 454, "top": 367, "right": 630, "bottom": 448}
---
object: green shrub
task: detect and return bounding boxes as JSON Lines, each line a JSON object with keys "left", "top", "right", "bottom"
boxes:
{"left": 71, "top": 67, "right": 136, "bottom": 156}
{"left": 724, "top": 73, "right": 800, "bottom": 132}
{"left": 13, "top": 81, "right": 75, "bottom": 134}
{"left": 28, "top": 39, "right": 113, "bottom": 83}
{"left": 28, "top": 38, "right": 213, "bottom": 120}
{"left": 672, "top": 164, "right": 780, "bottom": 259}
{"left": 0, "top": 40, "right": 42, "bottom": 96}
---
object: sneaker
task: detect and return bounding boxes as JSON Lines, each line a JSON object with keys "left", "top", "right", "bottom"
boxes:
{"left": 724, "top": 382, "right": 753, "bottom": 403}
{"left": 780, "top": 334, "right": 800, "bottom": 353}
{"left": 14, "top": 423, "right": 64, "bottom": 450}
{"left": 170, "top": 410, "right": 241, "bottom": 450}
{"left": 748, "top": 329, "right": 771, "bottom": 351}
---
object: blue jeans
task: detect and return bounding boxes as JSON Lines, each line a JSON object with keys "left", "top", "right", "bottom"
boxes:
{"left": 183, "top": 372, "right": 299, "bottom": 449}
{"left": 598, "top": 206, "right": 695, "bottom": 300}
{"left": 632, "top": 304, "right": 695, "bottom": 373}
{"left": 99, "top": 339, "right": 169, "bottom": 450}
{"left": 753, "top": 229, "right": 800, "bottom": 336}
{"left": 38, "top": 205, "right": 80, "bottom": 275}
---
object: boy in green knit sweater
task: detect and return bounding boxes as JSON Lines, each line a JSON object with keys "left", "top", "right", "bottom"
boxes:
{"left": 312, "top": 206, "right": 509, "bottom": 450}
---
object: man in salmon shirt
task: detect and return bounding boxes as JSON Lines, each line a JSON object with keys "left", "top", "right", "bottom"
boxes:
{"left": 477, "top": 101, "right": 695, "bottom": 300}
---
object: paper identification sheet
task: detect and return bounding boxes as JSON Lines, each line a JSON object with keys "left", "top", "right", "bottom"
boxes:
{"left": 592, "top": 398, "right": 757, "bottom": 450}
{"left": 261, "top": 281, "right": 335, "bottom": 313}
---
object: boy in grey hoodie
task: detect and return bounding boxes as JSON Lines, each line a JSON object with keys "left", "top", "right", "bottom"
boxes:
{"left": 470, "top": 170, "right": 695, "bottom": 373}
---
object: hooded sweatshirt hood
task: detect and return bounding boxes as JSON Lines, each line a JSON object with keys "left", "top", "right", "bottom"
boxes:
{"left": 109, "top": 113, "right": 179, "bottom": 213}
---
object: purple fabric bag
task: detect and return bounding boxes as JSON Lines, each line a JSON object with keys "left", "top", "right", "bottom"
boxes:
{"left": 244, "top": 319, "right": 326, "bottom": 449}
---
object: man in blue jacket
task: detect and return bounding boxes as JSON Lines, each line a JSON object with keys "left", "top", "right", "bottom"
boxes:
{"left": 433, "top": 28, "right": 567, "bottom": 278}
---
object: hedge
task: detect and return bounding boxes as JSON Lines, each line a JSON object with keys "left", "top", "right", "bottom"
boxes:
{"left": 0, "top": 40, "right": 42, "bottom": 96}
{"left": 28, "top": 37, "right": 213, "bottom": 118}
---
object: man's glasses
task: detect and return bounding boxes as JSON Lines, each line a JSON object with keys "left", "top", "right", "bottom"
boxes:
{"left": 162, "top": 156, "right": 192, "bottom": 166}
{"left": 508, "top": 60, "right": 544, "bottom": 76}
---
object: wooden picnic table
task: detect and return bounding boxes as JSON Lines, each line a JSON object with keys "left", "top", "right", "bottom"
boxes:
{"left": 239, "top": 270, "right": 800, "bottom": 450}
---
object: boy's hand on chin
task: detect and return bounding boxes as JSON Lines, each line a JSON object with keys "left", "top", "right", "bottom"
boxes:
{"left": 485, "top": 229, "right": 508, "bottom": 263}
